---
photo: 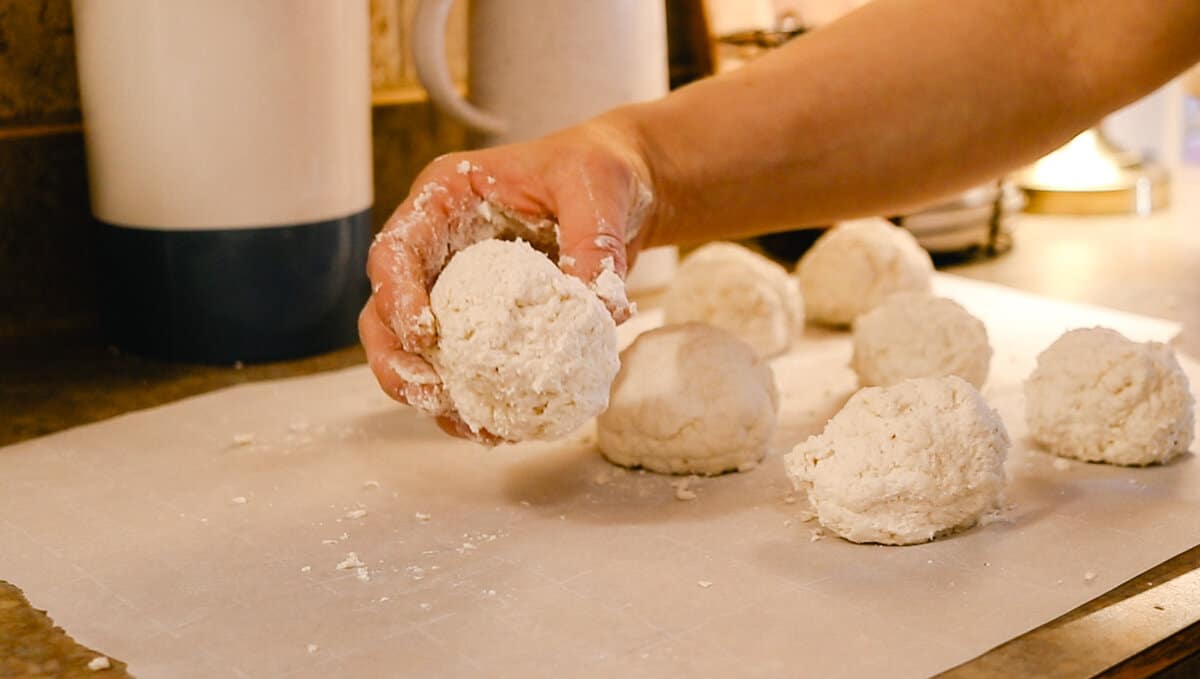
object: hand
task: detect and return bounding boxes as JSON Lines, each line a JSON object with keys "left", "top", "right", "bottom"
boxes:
{"left": 359, "top": 118, "right": 657, "bottom": 442}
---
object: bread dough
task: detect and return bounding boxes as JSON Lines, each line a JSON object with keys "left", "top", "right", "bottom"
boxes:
{"left": 426, "top": 239, "right": 619, "bottom": 441}
{"left": 796, "top": 218, "right": 933, "bottom": 326}
{"left": 598, "top": 323, "right": 779, "bottom": 475}
{"left": 662, "top": 242, "right": 805, "bottom": 358}
{"left": 852, "top": 292, "right": 991, "bottom": 388}
{"left": 785, "top": 376, "right": 1009, "bottom": 545}
{"left": 1025, "top": 327, "right": 1194, "bottom": 466}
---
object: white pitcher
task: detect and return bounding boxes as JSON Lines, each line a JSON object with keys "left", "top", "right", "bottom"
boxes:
{"left": 412, "top": 0, "right": 677, "bottom": 291}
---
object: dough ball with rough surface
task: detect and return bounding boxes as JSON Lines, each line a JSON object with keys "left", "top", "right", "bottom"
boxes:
{"left": 786, "top": 376, "right": 1009, "bottom": 545}
{"left": 796, "top": 218, "right": 933, "bottom": 326}
{"left": 852, "top": 292, "right": 991, "bottom": 388}
{"left": 662, "top": 242, "right": 805, "bottom": 358}
{"left": 426, "top": 239, "right": 619, "bottom": 442}
{"left": 1025, "top": 327, "right": 1194, "bottom": 466}
{"left": 598, "top": 323, "right": 779, "bottom": 475}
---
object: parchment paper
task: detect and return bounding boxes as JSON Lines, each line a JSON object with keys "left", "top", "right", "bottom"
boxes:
{"left": 1, "top": 274, "right": 1197, "bottom": 678}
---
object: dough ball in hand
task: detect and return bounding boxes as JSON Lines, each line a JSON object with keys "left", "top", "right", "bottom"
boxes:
{"left": 796, "top": 218, "right": 933, "bottom": 326}
{"left": 1025, "top": 327, "right": 1194, "bottom": 466}
{"left": 598, "top": 323, "right": 779, "bottom": 475}
{"left": 426, "top": 239, "right": 619, "bottom": 442}
{"left": 852, "top": 292, "right": 991, "bottom": 388}
{"left": 662, "top": 242, "right": 805, "bottom": 358}
{"left": 786, "top": 376, "right": 1009, "bottom": 545}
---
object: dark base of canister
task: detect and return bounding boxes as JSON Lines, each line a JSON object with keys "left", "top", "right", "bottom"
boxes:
{"left": 99, "top": 209, "right": 372, "bottom": 365}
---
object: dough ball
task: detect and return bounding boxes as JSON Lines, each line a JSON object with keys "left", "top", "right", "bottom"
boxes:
{"left": 598, "top": 323, "right": 779, "bottom": 475}
{"left": 1025, "top": 327, "right": 1194, "bottom": 466}
{"left": 785, "top": 376, "right": 1009, "bottom": 545}
{"left": 662, "top": 242, "right": 805, "bottom": 358}
{"left": 796, "top": 218, "right": 933, "bottom": 326}
{"left": 427, "top": 239, "right": 619, "bottom": 441}
{"left": 852, "top": 292, "right": 991, "bottom": 388}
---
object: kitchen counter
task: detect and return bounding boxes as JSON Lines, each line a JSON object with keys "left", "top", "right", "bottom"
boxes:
{"left": 4, "top": 168, "right": 1200, "bottom": 676}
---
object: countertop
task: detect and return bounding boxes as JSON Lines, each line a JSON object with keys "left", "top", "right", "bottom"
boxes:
{"left": 4, "top": 169, "right": 1200, "bottom": 676}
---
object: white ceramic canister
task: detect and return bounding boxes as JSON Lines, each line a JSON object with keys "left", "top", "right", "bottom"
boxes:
{"left": 72, "top": 0, "right": 373, "bottom": 363}
{"left": 412, "top": 0, "right": 677, "bottom": 292}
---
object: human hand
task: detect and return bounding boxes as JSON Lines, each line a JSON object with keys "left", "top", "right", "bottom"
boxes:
{"left": 359, "top": 118, "right": 657, "bottom": 442}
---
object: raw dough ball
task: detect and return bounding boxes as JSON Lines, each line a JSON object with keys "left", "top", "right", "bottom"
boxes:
{"left": 785, "top": 376, "right": 1009, "bottom": 545}
{"left": 1025, "top": 327, "right": 1194, "bottom": 466}
{"left": 427, "top": 239, "right": 619, "bottom": 441}
{"left": 852, "top": 292, "right": 991, "bottom": 388}
{"left": 796, "top": 217, "right": 933, "bottom": 326}
{"left": 662, "top": 242, "right": 805, "bottom": 358}
{"left": 598, "top": 323, "right": 779, "bottom": 475}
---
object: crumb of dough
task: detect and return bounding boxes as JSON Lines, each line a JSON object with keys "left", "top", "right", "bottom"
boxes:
{"left": 415, "top": 512, "right": 432, "bottom": 522}
{"left": 306, "top": 644, "right": 319, "bottom": 654}
{"left": 336, "top": 552, "right": 365, "bottom": 570}
{"left": 1084, "top": 571, "right": 1097, "bottom": 583}
{"left": 230, "top": 496, "right": 248, "bottom": 505}
{"left": 663, "top": 242, "right": 805, "bottom": 358}
{"left": 300, "top": 565, "right": 311, "bottom": 573}
{"left": 426, "top": 239, "right": 619, "bottom": 441}
{"left": 599, "top": 323, "right": 779, "bottom": 476}
{"left": 672, "top": 478, "right": 698, "bottom": 501}
{"left": 419, "top": 602, "right": 433, "bottom": 611}
{"left": 697, "top": 580, "right": 714, "bottom": 588}
{"left": 1025, "top": 327, "right": 1194, "bottom": 466}
{"left": 355, "top": 567, "right": 371, "bottom": 583}
{"left": 852, "top": 292, "right": 991, "bottom": 388}
{"left": 796, "top": 217, "right": 932, "bottom": 326}
{"left": 786, "top": 376, "right": 1009, "bottom": 545}
{"left": 230, "top": 433, "right": 255, "bottom": 447}
{"left": 345, "top": 509, "right": 368, "bottom": 520}
{"left": 363, "top": 480, "right": 380, "bottom": 490}
{"left": 87, "top": 656, "right": 111, "bottom": 671}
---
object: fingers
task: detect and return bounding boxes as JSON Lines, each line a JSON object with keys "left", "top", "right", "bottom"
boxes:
{"left": 358, "top": 300, "right": 450, "bottom": 415}
{"left": 436, "top": 415, "right": 506, "bottom": 447}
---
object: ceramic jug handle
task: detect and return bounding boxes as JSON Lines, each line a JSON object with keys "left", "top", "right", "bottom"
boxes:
{"left": 412, "top": 0, "right": 507, "bottom": 134}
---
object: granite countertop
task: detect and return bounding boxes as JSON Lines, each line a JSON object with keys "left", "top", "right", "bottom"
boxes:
{"left": 5, "top": 169, "right": 1200, "bottom": 675}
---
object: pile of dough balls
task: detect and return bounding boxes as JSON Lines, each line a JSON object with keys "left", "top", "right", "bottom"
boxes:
{"left": 852, "top": 292, "right": 991, "bottom": 388}
{"left": 662, "top": 242, "right": 805, "bottom": 358}
{"left": 796, "top": 217, "right": 933, "bottom": 326}
{"left": 598, "top": 323, "right": 779, "bottom": 475}
{"left": 426, "top": 239, "right": 619, "bottom": 442}
{"left": 786, "top": 376, "right": 1009, "bottom": 545}
{"left": 1025, "top": 327, "right": 1194, "bottom": 466}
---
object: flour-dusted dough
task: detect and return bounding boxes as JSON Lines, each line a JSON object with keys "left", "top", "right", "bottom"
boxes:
{"left": 426, "top": 239, "right": 619, "bottom": 441}
{"left": 598, "top": 323, "right": 779, "bottom": 475}
{"left": 796, "top": 217, "right": 933, "bottom": 326}
{"left": 662, "top": 242, "right": 805, "bottom": 358}
{"left": 1025, "top": 327, "right": 1194, "bottom": 466}
{"left": 852, "top": 292, "right": 991, "bottom": 388}
{"left": 786, "top": 376, "right": 1009, "bottom": 545}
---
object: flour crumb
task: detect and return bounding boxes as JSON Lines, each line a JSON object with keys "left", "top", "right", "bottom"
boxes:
{"left": 672, "top": 478, "right": 698, "bottom": 501}
{"left": 300, "top": 565, "right": 311, "bottom": 573}
{"left": 407, "top": 565, "right": 426, "bottom": 580}
{"left": 1052, "top": 458, "right": 1072, "bottom": 471}
{"left": 336, "top": 552, "right": 365, "bottom": 570}
{"left": 697, "top": 580, "right": 714, "bottom": 589}
{"left": 356, "top": 567, "right": 371, "bottom": 583}
{"left": 230, "top": 433, "right": 255, "bottom": 447}
{"left": 415, "top": 512, "right": 432, "bottom": 522}
{"left": 345, "top": 509, "right": 368, "bottom": 520}
{"left": 379, "top": 596, "right": 390, "bottom": 603}
{"left": 783, "top": 519, "right": 794, "bottom": 527}
{"left": 485, "top": 589, "right": 497, "bottom": 596}
{"left": 306, "top": 644, "right": 319, "bottom": 654}
{"left": 1083, "top": 571, "right": 1097, "bottom": 583}
{"left": 559, "top": 255, "right": 577, "bottom": 268}
{"left": 809, "top": 528, "right": 825, "bottom": 542}
{"left": 230, "top": 496, "right": 248, "bottom": 505}
{"left": 456, "top": 160, "right": 472, "bottom": 175}
{"left": 87, "top": 656, "right": 111, "bottom": 671}
{"left": 322, "top": 539, "right": 340, "bottom": 545}
{"left": 363, "top": 480, "right": 381, "bottom": 490}
{"left": 419, "top": 602, "right": 433, "bottom": 612}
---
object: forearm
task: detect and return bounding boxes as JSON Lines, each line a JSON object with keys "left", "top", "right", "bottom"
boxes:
{"left": 615, "top": 0, "right": 1200, "bottom": 246}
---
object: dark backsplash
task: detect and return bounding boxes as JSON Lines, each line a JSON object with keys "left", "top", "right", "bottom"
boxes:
{"left": 0, "top": 0, "right": 467, "bottom": 350}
